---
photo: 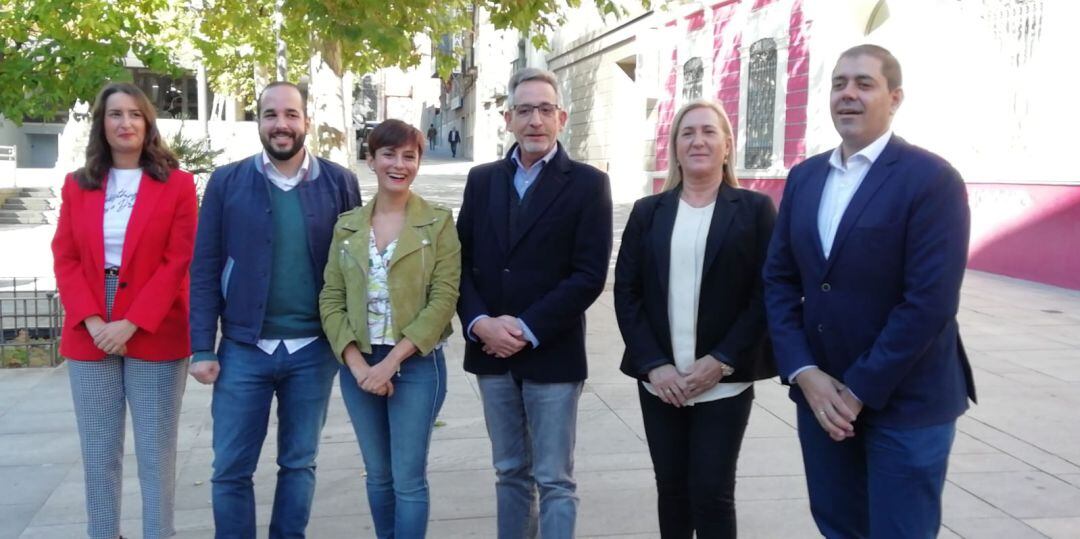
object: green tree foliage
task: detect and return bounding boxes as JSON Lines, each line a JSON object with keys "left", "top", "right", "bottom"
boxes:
{"left": 190, "top": 0, "right": 639, "bottom": 106}
{"left": 0, "top": 0, "right": 185, "bottom": 124}
{"left": 1, "top": 0, "right": 641, "bottom": 123}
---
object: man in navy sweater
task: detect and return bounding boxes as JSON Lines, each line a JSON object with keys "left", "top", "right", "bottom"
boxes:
{"left": 189, "top": 81, "right": 361, "bottom": 538}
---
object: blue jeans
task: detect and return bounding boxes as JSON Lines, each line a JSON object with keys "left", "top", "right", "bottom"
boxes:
{"left": 477, "top": 373, "right": 583, "bottom": 539}
{"left": 339, "top": 345, "right": 447, "bottom": 539}
{"left": 797, "top": 406, "right": 957, "bottom": 539}
{"left": 210, "top": 338, "right": 338, "bottom": 539}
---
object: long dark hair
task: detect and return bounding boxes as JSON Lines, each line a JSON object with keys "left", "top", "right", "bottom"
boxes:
{"left": 76, "top": 82, "right": 179, "bottom": 190}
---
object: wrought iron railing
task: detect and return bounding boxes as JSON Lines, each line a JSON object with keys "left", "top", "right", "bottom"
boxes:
{"left": 0, "top": 277, "right": 63, "bottom": 368}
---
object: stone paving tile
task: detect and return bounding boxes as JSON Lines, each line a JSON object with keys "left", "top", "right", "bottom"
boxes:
{"left": 0, "top": 463, "right": 71, "bottom": 508}
{"left": 1024, "top": 517, "right": 1080, "bottom": 538}
{"left": 948, "top": 471, "right": 1080, "bottom": 519}
{"left": 943, "top": 517, "right": 1049, "bottom": 539}
{"left": 0, "top": 504, "right": 38, "bottom": 539}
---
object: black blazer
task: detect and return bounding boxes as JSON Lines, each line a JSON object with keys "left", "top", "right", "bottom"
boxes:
{"left": 614, "top": 184, "right": 777, "bottom": 383}
{"left": 457, "top": 143, "right": 613, "bottom": 383}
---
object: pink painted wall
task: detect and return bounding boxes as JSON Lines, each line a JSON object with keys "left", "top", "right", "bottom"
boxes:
{"left": 742, "top": 179, "right": 1080, "bottom": 291}
{"left": 784, "top": 0, "right": 810, "bottom": 167}
{"left": 653, "top": 21, "right": 679, "bottom": 171}
{"left": 713, "top": 1, "right": 742, "bottom": 146}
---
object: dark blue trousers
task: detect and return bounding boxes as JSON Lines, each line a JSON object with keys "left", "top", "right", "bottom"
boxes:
{"left": 796, "top": 406, "right": 956, "bottom": 539}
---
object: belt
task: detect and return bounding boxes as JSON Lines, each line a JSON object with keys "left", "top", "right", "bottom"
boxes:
{"left": 104, "top": 267, "right": 120, "bottom": 276}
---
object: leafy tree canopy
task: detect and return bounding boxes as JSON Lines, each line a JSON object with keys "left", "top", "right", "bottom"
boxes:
{"left": 0, "top": 0, "right": 187, "bottom": 124}
{"left": 1, "top": 0, "right": 640, "bottom": 123}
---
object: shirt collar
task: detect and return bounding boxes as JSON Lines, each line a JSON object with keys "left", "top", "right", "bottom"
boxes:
{"left": 511, "top": 143, "right": 559, "bottom": 172}
{"left": 262, "top": 149, "right": 311, "bottom": 181}
{"left": 828, "top": 130, "right": 892, "bottom": 171}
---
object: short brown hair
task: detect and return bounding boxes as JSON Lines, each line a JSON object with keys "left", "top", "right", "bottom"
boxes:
{"left": 839, "top": 44, "right": 902, "bottom": 90}
{"left": 367, "top": 119, "right": 425, "bottom": 158}
{"left": 77, "top": 82, "right": 178, "bottom": 190}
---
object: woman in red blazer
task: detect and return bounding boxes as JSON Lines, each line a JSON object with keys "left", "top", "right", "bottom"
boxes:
{"left": 51, "top": 82, "right": 197, "bottom": 539}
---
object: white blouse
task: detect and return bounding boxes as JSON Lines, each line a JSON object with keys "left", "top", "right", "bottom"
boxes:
{"left": 102, "top": 168, "right": 142, "bottom": 269}
{"left": 644, "top": 198, "right": 751, "bottom": 405}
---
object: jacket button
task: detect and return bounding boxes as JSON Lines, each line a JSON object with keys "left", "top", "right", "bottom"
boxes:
{"left": 817, "top": 324, "right": 824, "bottom": 333}
{"left": 503, "top": 268, "right": 510, "bottom": 273}
{"left": 821, "top": 283, "right": 831, "bottom": 292}
{"left": 119, "top": 282, "right": 128, "bottom": 289}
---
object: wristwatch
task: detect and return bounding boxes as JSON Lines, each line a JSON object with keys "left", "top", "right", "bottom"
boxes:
{"left": 718, "top": 361, "right": 735, "bottom": 377}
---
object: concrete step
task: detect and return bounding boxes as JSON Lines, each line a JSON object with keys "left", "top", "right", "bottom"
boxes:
{"left": 18, "top": 188, "right": 55, "bottom": 196}
{"left": 2, "top": 199, "right": 55, "bottom": 210}
{"left": 0, "top": 209, "right": 49, "bottom": 225}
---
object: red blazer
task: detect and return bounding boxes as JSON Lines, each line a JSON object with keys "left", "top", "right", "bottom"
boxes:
{"left": 52, "top": 169, "right": 198, "bottom": 361}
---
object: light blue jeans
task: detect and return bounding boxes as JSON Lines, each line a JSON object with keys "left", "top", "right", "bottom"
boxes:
{"left": 210, "top": 337, "right": 338, "bottom": 539}
{"left": 340, "top": 345, "right": 447, "bottom": 539}
{"left": 477, "top": 372, "right": 583, "bottom": 539}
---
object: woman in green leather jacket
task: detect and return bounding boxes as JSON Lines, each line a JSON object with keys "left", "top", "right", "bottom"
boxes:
{"left": 319, "top": 119, "right": 460, "bottom": 538}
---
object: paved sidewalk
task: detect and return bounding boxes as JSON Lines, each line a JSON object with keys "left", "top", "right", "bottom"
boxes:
{"left": 2, "top": 151, "right": 1078, "bottom": 537}
{"left": 2, "top": 271, "right": 1078, "bottom": 538}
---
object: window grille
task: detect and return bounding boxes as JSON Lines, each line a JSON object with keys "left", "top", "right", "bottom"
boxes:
{"left": 683, "top": 57, "right": 704, "bottom": 102}
{"left": 745, "top": 39, "right": 777, "bottom": 169}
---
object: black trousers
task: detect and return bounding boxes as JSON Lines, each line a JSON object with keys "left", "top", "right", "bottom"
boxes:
{"left": 639, "top": 383, "right": 754, "bottom": 539}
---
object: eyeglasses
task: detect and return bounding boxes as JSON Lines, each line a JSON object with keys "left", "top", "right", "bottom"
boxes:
{"left": 511, "top": 103, "right": 560, "bottom": 118}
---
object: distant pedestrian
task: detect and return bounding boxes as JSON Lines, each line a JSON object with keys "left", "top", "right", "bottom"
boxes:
{"left": 457, "top": 67, "right": 613, "bottom": 538}
{"left": 614, "top": 99, "right": 777, "bottom": 538}
{"left": 448, "top": 126, "right": 461, "bottom": 157}
{"left": 320, "top": 119, "right": 461, "bottom": 538}
{"left": 189, "top": 81, "right": 362, "bottom": 538}
{"left": 52, "top": 81, "right": 197, "bottom": 539}
{"left": 427, "top": 123, "right": 437, "bottom": 150}
{"left": 764, "top": 44, "right": 976, "bottom": 538}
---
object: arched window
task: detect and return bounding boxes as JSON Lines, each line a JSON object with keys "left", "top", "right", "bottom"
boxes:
{"left": 745, "top": 39, "right": 777, "bottom": 169}
{"left": 683, "top": 57, "right": 704, "bottom": 101}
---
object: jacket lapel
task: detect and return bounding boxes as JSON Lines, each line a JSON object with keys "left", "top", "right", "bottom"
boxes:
{"left": 119, "top": 173, "right": 164, "bottom": 271}
{"left": 390, "top": 196, "right": 437, "bottom": 269}
{"left": 487, "top": 159, "right": 513, "bottom": 254}
{"left": 339, "top": 203, "right": 373, "bottom": 274}
{"left": 651, "top": 189, "right": 679, "bottom": 295}
{"left": 823, "top": 137, "right": 903, "bottom": 275}
{"left": 702, "top": 184, "right": 739, "bottom": 273}
{"left": 86, "top": 178, "right": 107, "bottom": 272}
{"left": 798, "top": 158, "right": 830, "bottom": 266}
{"left": 510, "top": 145, "right": 571, "bottom": 248}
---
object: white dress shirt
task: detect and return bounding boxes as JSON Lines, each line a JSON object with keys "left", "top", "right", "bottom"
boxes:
{"left": 817, "top": 130, "right": 893, "bottom": 258}
{"left": 790, "top": 130, "right": 892, "bottom": 386}
{"left": 257, "top": 150, "right": 318, "bottom": 356}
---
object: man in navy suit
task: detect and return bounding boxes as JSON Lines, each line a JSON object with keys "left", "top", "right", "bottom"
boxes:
{"left": 763, "top": 44, "right": 976, "bottom": 538}
{"left": 457, "top": 67, "right": 612, "bottom": 538}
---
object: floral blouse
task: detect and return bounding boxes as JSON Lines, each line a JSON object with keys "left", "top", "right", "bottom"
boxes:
{"left": 367, "top": 229, "right": 398, "bottom": 345}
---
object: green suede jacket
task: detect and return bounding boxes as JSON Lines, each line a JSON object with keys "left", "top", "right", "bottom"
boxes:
{"left": 319, "top": 193, "right": 461, "bottom": 361}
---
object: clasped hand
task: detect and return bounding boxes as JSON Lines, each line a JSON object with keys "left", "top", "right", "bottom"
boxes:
{"left": 343, "top": 345, "right": 395, "bottom": 397}
{"left": 475, "top": 315, "right": 528, "bottom": 359}
{"left": 647, "top": 355, "right": 728, "bottom": 407}
{"left": 795, "top": 368, "right": 863, "bottom": 442}
{"left": 85, "top": 316, "right": 136, "bottom": 356}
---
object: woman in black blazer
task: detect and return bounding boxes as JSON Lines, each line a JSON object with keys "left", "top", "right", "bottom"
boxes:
{"left": 614, "top": 100, "right": 777, "bottom": 538}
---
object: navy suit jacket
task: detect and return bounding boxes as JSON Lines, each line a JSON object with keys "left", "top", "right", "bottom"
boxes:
{"left": 763, "top": 135, "right": 976, "bottom": 428}
{"left": 614, "top": 185, "right": 777, "bottom": 383}
{"left": 456, "top": 142, "right": 613, "bottom": 383}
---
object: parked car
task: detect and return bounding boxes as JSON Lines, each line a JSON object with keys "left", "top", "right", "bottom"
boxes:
{"left": 357, "top": 121, "right": 380, "bottom": 159}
